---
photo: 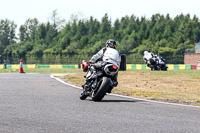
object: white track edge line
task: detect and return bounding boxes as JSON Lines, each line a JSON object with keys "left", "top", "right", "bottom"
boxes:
{"left": 50, "top": 74, "right": 200, "bottom": 109}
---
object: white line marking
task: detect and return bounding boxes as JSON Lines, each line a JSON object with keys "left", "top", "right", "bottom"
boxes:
{"left": 50, "top": 74, "right": 82, "bottom": 89}
{"left": 50, "top": 74, "right": 200, "bottom": 109}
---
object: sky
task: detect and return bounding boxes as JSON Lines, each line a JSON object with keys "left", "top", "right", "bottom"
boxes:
{"left": 0, "top": 0, "right": 200, "bottom": 28}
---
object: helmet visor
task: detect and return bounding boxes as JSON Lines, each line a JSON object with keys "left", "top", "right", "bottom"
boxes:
{"left": 110, "top": 41, "right": 116, "bottom": 48}
{"left": 110, "top": 44, "right": 116, "bottom": 48}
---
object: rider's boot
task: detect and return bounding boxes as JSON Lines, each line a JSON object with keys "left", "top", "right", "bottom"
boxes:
{"left": 80, "top": 84, "right": 88, "bottom": 100}
{"left": 112, "top": 72, "right": 118, "bottom": 87}
{"left": 107, "top": 73, "right": 118, "bottom": 93}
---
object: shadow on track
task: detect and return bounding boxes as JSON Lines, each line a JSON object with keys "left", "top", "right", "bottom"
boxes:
{"left": 100, "top": 99, "right": 143, "bottom": 103}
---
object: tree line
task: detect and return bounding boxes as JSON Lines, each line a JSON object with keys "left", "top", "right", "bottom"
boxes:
{"left": 0, "top": 12, "right": 199, "bottom": 64}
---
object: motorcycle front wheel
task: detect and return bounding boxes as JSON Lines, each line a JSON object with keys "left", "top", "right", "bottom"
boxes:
{"left": 92, "top": 77, "right": 110, "bottom": 101}
{"left": 160, "top": 65, "right": 168, "bottom": 71}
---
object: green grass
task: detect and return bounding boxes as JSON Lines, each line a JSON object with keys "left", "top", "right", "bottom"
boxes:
{"left": 1, "top": 68, "right": 199, "bottom": 76}
{"left": 0, "top": 68, "right": 82, "bottom": 74}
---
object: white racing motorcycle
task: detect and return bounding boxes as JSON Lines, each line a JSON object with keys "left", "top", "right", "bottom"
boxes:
{"left": 149, "top": 56, "right": 168, "bottom": 71}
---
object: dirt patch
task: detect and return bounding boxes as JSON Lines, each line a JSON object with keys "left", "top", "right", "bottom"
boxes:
{"left": 63, "top": 70, "right": 200, "bottom": 106}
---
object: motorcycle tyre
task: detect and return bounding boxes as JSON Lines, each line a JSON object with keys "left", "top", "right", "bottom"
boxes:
{"left": 161, "top": 65, "right": 168, "bottom": 71}
{"left": 151, "top": 64, "right": 157, "bottom": 71}
{"left": 162, "top": 67, "right": 168, "bottom": 71}
{"left": 92, "top": 77, "right": 110, "bottom": 102}
{"left": 154, "top": 64, "right": 159, "bottom": 71}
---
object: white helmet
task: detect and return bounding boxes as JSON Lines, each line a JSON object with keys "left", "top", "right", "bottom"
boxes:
{"left": 144, "top": 51, "right": 148, "bottom": 55}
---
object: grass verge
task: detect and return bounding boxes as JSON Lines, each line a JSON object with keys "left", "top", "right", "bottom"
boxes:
{"left": 63, "top": 70, "right": 200, "bottom": 106}
{"left": 0, "top": 68, "right": 82, "bottom": 74}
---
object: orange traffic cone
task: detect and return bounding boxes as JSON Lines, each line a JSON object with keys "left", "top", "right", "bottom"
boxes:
{"left": 19, "top": 59, "right": 25, "bottom": 73}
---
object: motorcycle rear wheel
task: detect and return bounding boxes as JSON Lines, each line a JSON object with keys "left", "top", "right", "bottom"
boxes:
{"left": 92, "top": 77, "right": 110, "bottom": 101}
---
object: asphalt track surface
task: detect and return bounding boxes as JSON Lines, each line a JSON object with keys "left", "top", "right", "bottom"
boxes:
{"left": 0, "top": 74, "right": 200, "bottom": 133}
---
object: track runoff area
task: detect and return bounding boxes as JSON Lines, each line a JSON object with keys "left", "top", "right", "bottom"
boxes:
{"left": 50, "top": 74, "right": 200, "bottom": 109}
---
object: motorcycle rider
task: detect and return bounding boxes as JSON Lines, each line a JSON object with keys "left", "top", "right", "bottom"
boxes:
{"left": 143, "top": 51, "right": 157, "bottom": 67}
{"left": 143, "top": 51, "right": 168, "bottom": 70}
{"left": 89, "top": 39, "right": 121, "bottom": 92}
